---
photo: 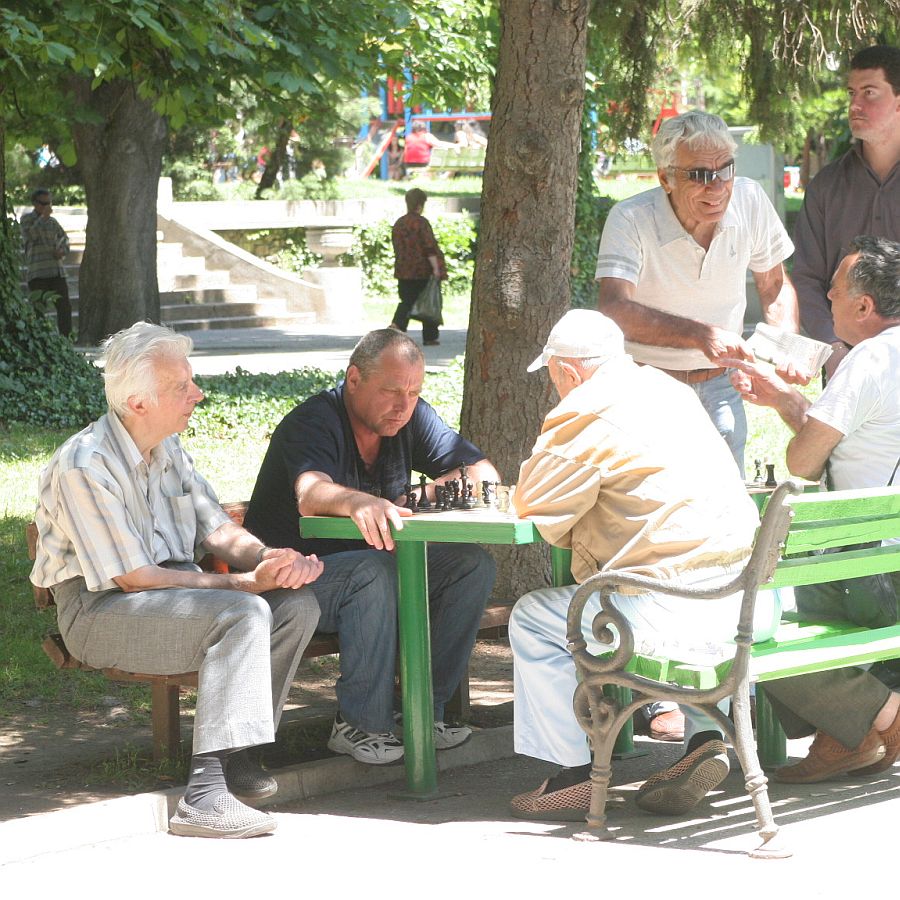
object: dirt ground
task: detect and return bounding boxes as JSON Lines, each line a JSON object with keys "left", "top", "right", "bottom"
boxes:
{"left": 0, "top": 639, "right": 515, "bottom": 822}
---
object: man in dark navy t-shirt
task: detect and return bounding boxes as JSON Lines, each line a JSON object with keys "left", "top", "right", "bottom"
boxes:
{"left": 245, "top": 329, "right": 499, "bottom": 765}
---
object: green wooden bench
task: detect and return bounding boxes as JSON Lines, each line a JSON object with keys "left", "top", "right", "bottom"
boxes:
{"left": 567, "top": 482, "right": 900, "bottom": 857}
{"left": 427, "top": 146, "right": 485, "bottom": 176}
{"left": 25, "top": 500, "right": 512, "bottom": 760}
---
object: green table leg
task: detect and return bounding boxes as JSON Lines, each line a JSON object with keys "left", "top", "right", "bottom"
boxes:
{"left": 603, "top": 685, "right": 647, "bottom": 759}
{"left": 755, "top": 685, "right": 787, "bottom": 768}
{"left": 395, "top": 540, "right": 438, "bottom": 796}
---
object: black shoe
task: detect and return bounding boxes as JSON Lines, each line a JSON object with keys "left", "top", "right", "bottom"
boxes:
{"left": 226, "top": 748, "right": 278, "bottom": 801}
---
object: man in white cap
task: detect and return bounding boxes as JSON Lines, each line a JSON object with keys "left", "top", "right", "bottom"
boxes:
{"left": 508, "top": 309, "right": 776, "bottom": 821}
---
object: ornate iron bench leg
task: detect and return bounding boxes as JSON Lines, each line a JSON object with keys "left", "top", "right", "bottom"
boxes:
{"left": 728, "top": 679, "right": 791, "bottom": 858}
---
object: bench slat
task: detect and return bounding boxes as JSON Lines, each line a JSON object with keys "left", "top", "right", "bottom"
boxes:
{"left": 767, "top": 544, "right": 900, "bottom": 588}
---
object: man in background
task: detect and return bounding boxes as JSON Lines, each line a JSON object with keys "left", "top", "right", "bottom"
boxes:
{"left": 793, "top": 44, "right": 900, "bottom": 378}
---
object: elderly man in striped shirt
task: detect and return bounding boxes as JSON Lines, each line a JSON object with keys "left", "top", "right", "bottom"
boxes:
{"left": 30, "top": 322, "right": 322, "bottom": 839}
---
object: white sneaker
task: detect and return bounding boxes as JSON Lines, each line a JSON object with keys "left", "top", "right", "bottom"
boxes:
{"left": 327, "top": 715, "right": 404, "bottom": 765}
{"left": 393, "top": 713, "right": 472, "bottom": 750}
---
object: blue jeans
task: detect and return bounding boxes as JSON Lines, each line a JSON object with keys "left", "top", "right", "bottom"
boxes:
{"left": 692, "top": 373, "right": 746, "bottom": 477}
{"left": 310, "top": 544, "right": 495, "bottom": 733}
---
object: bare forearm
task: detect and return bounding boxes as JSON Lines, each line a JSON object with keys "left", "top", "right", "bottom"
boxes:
{"left": 772, "top": 389, "right": 812, "bottom": 434}
{"left": 297, "top": 478, "right": 368, "bottom": 517}
{"left": 599, "top": 294, "right": 710, "bottom": 350}
{"left": 760, "top": 278, "right": 799, "bottom": 332}
{"left": 201, "top": 520, "right": 266, "bottom": 571}
{"left": 114, "top": 564, "right": 257, "bottom": 594}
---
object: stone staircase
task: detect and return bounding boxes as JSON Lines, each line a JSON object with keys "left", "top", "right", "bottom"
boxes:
{"left": 48, "top": 209, "right": 316, "bottom": 333}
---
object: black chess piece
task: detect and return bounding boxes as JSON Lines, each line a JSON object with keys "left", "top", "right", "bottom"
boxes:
{"left": 404, "top": 482, "right": 416, "bottom": 511}
{"left": 434, "top": 484, "right": 447, "bottom": 511}
{"left": 450, "top": 478, "right": 463, "bottom": 509}
{"left": 459, "top": 462, "right": 468, "bottom": 487}
{"left": 765, "top": 463, "right": 777, "bottom": 488}
{"left": 481, "top": 480, "right": 492, "bottom": 507}
{"left": 417, "top": 474, "right": 432, "bottom": 510}
{"left": 461, "top": 481, "right": 476, "bottom": 510}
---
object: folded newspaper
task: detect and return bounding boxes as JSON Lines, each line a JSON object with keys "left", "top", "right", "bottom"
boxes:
{"left": 746, "top": 323, "right": 833, "bottom": 374}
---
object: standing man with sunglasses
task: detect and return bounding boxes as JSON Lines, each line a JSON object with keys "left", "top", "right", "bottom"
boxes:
{"left": 20, "top": 188, "right": 72, "bottom": 337}
{"left": 596, "top": 111, "right": 799, "bottom": 476}
{"left": 594, "top": 111, "right": 799, "bottom": 744}
{"left": 793, "top": 45, "right": 900, "bottom": 380}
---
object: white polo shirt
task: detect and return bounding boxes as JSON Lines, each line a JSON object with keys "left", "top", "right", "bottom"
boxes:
{"left": 595, "top": 177, "right": 793, "bottom": 370}
{"left": 808, "top": 325, "right": 900, "bottom": 491}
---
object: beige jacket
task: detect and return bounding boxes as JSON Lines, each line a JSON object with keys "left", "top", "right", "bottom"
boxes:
{"left": 514, "top": 356, "right": 758, "bottom": 588}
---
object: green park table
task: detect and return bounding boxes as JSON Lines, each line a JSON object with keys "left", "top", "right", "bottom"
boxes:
{"left": 300, "top": 509, "right": 571, "bottom": 797}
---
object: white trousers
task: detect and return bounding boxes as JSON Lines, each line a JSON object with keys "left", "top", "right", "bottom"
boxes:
{"left": 509, "top": 577, "right": 780, "bottom": 767}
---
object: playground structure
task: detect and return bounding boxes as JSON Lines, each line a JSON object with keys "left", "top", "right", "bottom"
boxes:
{"left": 354, "top": 75, "right": 490, "bottom": 179}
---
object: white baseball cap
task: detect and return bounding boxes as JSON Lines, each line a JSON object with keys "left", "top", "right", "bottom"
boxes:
{"left": 526, "top": 309, "right": 625, "bottom": 372}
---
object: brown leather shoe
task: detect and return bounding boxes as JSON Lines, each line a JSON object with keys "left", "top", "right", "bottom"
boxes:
{"left": 649, "top": 709, "right": 685, "bottom": 742}
{"left": 851, "top": 705, "right": 900, "bottom": 775}
{"left": 775, "top": 729, "right": 885, "bottom": 784}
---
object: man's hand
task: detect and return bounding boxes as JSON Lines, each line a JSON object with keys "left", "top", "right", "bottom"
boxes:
{"left": 774, "top": 361, "right": 813, "bottom": 386}
{"left": 701, "top": 327, "right": 754, "bottom": 366}
{"left": 726, "top": 358, "right": 789, "bottom": 407}
{"left": 261, "top": 548, "right": 323, "bottom": 589}
{"left": 346, "top": 493, "right": 412, "bottom": 552}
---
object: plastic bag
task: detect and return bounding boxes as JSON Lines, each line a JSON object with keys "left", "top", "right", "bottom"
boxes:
{"left": 409, "top": 276, "right": 443, "bottom": 326}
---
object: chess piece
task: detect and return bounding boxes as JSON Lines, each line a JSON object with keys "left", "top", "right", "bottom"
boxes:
{"left": 461, "top": 481, "right": 476, "bottom": 510}
{"left": 753, "top": 458, "right": 763, "bottom": 483}
{"left": 404, "top": 482, "right": 416, "bottom": 511}
{"left": 434, "top": 484, "right": 447, "bottom": 511}
{"left": 459, "top": 463, "right": 468, "bottom": 488}
{"left": 474, "top": 480, "right": 487, "bottom": 509}
{"left": 496, "top": 485, "right": 510, "bottom": 513}
{"left": 765, "top": 463, "right": 777, "bottom": 488}
{"left": 417, "top": 474, "right": 432, "bottom": 510}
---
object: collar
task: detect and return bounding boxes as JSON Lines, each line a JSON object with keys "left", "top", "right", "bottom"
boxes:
{"left": 651, "top": 183, "right": 733, "bottom": 248}
{"left": 105, "top": 411, "right": 172, "bottom": 473}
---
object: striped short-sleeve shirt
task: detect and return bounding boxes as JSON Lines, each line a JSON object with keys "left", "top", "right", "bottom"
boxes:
{"left": 30, "top": 412, "right": 231, "bottom": 592}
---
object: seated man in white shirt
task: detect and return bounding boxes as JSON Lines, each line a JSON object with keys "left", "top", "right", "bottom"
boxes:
{"left": 727, "top": 235, "right": 900, "bottom": 782}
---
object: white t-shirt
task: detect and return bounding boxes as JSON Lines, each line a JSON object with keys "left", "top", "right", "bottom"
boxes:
{"left": 595, "top": 178, "right": 794, "bottom": 370}
{"left": 807, "top": 325, "right": 900, "bottom": 491}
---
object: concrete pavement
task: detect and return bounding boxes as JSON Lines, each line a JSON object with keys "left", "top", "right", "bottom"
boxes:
{"left": 180, "top": 323, "right": 469, "bottom": 376}
{"left": 2, "top": 721, "right": 898, "bottom": 893}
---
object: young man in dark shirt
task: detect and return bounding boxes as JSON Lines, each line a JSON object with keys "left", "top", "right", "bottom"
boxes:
{"left": 245, "top": 329, "right": 500, "bottom": 764}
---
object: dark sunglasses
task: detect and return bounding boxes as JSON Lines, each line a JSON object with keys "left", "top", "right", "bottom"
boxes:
{"left": 669, "top": 160, "right": 735, "bottom": 185}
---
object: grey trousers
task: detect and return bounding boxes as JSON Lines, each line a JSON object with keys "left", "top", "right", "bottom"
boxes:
{"left": 54, "top": 571, "right": 320, "bottom": 755}
{"left": 762, "top": 667, "right": 890, "bottom": 749}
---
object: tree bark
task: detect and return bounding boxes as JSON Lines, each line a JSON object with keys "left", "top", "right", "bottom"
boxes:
{"left": 461, "top": 0, "right": 589, "bottom": 598}
{"left": 256, "top": 119, "right": 292, "bottom": 197}
{"left": 68, "top": 78, "right": 167, "bottom": 345}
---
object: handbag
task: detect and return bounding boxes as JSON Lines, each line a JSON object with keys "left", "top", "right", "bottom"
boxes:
{"left": 409, "top": 276, "right": 443, "bottom": 326}
{"left": 823, "top": 455, "right": 900, "bottom": 627}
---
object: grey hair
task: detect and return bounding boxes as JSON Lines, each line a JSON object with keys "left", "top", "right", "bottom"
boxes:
{"left": 651, "top": 111, "right": 737, "bottom": 171}
{"left": 102, "top": 322, "right": 193, "bottom": 417}
{"left": 556, "top": 355, "right": 608, "bottom": 374}
{"left": 846, "top": 236, "right": 900, "bottom": 319}
{"left": 348, "top": 328, "right": 424, "bottom": 379}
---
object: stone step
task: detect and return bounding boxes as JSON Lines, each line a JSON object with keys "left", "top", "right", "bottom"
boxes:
{"left": 172, "top": 269, "right": 231, "bottom": 290}
{"left": 167, "top": 312, "right": 315, "bottom": 332}
{"left": 160, "top": 284, "right": 258, "bottom": 305}
{"left": 160, "top": 299, "right": 289, "bottom": 322}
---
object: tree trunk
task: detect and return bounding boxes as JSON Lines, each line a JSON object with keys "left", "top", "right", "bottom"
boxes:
{"left": 461, "top": 0, "right": 589, "bottom": 599}
{"left": 256, "top": 119, "right": 292, "bottom": 197}
{"left": 69, "top": 78, "right": 167, "bottom": 345}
